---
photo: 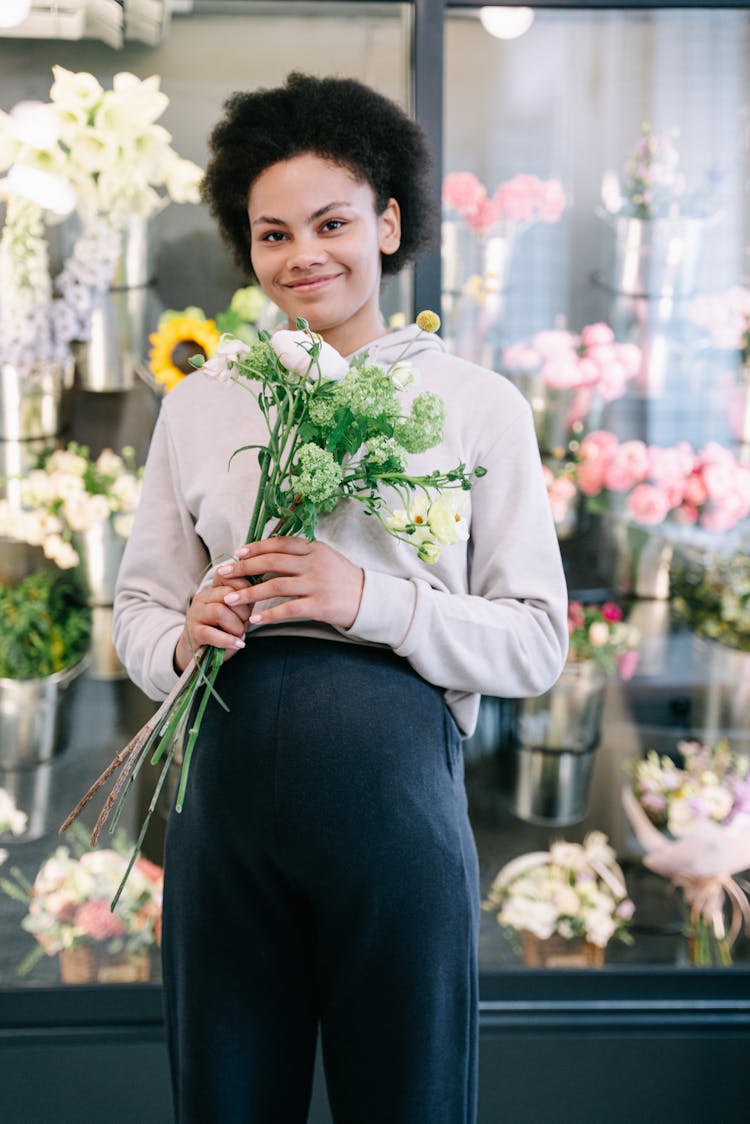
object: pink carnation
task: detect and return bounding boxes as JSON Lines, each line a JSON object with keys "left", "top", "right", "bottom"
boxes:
{"left": 442, "top": 171, "right": 486, "bottom": 218}
{"left": 626, "top": 483, "right": 673, "bottom": 525}
{"left": 75, "top": 899, "right": 127, "bottom": 941}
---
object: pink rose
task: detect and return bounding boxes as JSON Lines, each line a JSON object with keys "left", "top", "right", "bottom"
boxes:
{"left": 580, "top": 429, "right": 618, "bottom": 460}
{"left": 502, "top": 341, "right": 540, "bottom": 373}
{"left": 541, "top": 355, "right": 582, "bottom": 389}
{"left": 465, "top": 196, "right": 499, "bottom": 232}
{"left": 625, "top": 483, "right": 673, "bottom": 525}
{"left": 605, "top": 440, "right": 650, "bottom": 492}
{"left": 493, "top": 175, "right": 539, "bottom": 224}
{"left": 580, "top": 322, "right": 615, "bottom": 349}
{"left": 702, "top": 460, "right": 736, "bottom": 502}
{"left": 75, "top": 899, "right": 127, "bottom": 941}
{"left": 618, "top": 649, "right": 639, "bottom": 681}
{"left": 576, "top": 459, "right": 607, "bottom": 497}
{"left": 700, "top": 495, "right": 747, "bottom": 533}
{"left": 442, "top": 171, "right": 486, "bottom": 218}
{"left": 683, "top": 470, "right": 709, "bottom": 508}
{"left": 601, "top": 602, "right": 623, "bottom": 622}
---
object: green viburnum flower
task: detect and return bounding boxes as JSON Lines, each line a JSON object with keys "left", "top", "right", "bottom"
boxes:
{"left": 294, "top": 443, "right": 343, "bottom": 508}
{"left": 229, "top": 285, "right": 268, "bottom": 323}
{"left": 308, "top": 395, "right": 336, "bottom": 427}
{"left": 334, "top": 363, "right": 401, "bottom": 421}
{"left": 233, "top": 339, "right": 279, "bottom": 382}
{"left": 395, "top": 392, "right": 446, "bottom": 453}
{"left": 363, "top": 435, "right": 408, "bottom": 473}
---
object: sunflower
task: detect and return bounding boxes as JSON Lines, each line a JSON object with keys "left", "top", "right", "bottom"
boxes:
{"left": 149, "top": 313, "right": 221, "bottom": 392}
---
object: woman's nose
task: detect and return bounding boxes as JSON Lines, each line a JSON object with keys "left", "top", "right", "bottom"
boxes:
{"left": 287, "top": 237, "right": 327, "bottom": 271}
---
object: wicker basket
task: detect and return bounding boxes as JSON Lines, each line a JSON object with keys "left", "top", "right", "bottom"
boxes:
{"left": 59, "top": 945, "right": 151, "bottom": 984}
{"left": 520, "top": 930, "right": 605, "bottom": 969}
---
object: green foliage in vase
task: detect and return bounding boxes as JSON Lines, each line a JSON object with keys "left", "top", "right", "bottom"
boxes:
{"left": 0, "top": 569, "right": 91, "bottom": 679}
{"left": 670, "top": 550, "right": 750, "bottom": 651}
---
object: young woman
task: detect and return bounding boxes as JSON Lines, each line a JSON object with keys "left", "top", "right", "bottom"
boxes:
{"left": 113, "top": 72, "right": 568, "bottom": 1124}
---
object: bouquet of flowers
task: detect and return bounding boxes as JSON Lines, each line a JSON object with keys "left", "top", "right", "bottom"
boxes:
{"left": 147, "top": 285, "right": 281, "bottom": 393}
{"left": 1, "top": 826, "right": 163, "bottom": 976}
{"left": 689, "top": 286, "right": 750, "bottom": 363}
{"left": 0, "top": 788, "right": 28, "bottom": 868}
{"left": 1, "top": 442, "right": 143, "bottom": 569}
{"left": 624, "top": 740, "right": 750, "bottom": 964}
{"left": 0, "top": 67, "right": 201, "bottom": 370}
{"left": 567, "top": 600, "right": 639, "bottom": 679}
{"left": 482, "top": 832, "right": 634, "bottom": 956}
{"left": 670, "top": 546, "right": 750, "bottom": 652}
{"left": 605, "top": 122, "right": 720, "bottom": 222}
{"left": 576, "top": 431, "right": 750, "bottom": 534}
{"left": 443, "top": 170, "right": 567, "bottom": 233}
{"left": 62, "top": 312, "right": 487, "bottom": 903}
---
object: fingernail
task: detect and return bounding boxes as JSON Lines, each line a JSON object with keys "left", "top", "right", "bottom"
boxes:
{"left": 233, "top": 638, "right": 245, "bottom": 649}
{"left": 249, "top": 613, "right": 262, "bottom": 624}
{"left": 235, "top": 546, "right": 250, "bottom": 558}
{"left": 217, "top": 564, "right": 233, "bottom": 576}
{"left": 224, "top": 592, "right": 240, "bottom": 604}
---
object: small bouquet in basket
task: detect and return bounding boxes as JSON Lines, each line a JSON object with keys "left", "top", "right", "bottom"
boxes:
{"left": 61, "top": 313, "right": 486, "bottom": 904}
{"left": 483, "top": 832, "right": 634, "bottom": 966}
{"left": 624, "top": 740, "right": 750, "bottom": 965}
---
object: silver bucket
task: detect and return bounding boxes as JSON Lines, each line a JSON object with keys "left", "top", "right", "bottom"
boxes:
{"left": 0, "top": 658, "right": 87, "bottom": 769}
{"left": 610, "top": 215, "right": 704, "bottom": 298}
{"left": 500, "top": 661, "right": 607, "bottom": 826}
{"left": 74, "top": 286, "right": 161, "bottom": 393}
{"left": 71, "top": 518, "right": 127, "bottom": 606}
{"left": 609, "top": 521, "right": 674, "bottom": 600}
{"left": 0, "top": 359, "right": 74, "bottom": 441}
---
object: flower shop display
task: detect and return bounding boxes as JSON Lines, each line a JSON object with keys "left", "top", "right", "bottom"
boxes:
{"left": 0, "top": 566, "right": 91, "bottom": 768}
{"left": 624, "top": 740, "right": 750, "bottom": 965}
{"left": 577, "top": 430, "right": 750, "bottom": 598}
{"left": 147, "top": 285, "right": 281, "bottom": 393}
{"left": 542, "top": 455, "right": 580, "bottom": 540}
{"left": 0, "top": 826, "right": 163, "bottom": 982}
{"left": 689, "top": 286, "right": 750, "bottom": 445}
{"left": 500, "top": 601, "right": 639, "bottom": 827}
{"left": 441, "top": 170, "right": 567, "bottom": 364}
{"left": 501, "top": 322, "right": 641, "bottom": 453}
{"left": 0, "top": 67, "right": 202, "bottom": 394}
{"left": 483, "top": 832, "right": 634, "bottom": 968}
{"left": 62, "top": 313, "right": 487, "bottom": 903}
{"left": 598, "top": 122, "right": 721, "bottom": 299}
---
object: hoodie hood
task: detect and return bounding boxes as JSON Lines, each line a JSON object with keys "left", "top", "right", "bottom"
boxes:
{"left": 347, "top": 323, "right": 448, "bottom": 366}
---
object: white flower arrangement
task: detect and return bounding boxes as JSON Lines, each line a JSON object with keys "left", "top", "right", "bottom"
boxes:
{"left": 483, "top": 832, "right": 634, "bottom": 950}
{"left": 0, "top": 442, "right": 143, "bottom": 569}
{"left": 0, "top": 67, "right": 202, "bottom": 369}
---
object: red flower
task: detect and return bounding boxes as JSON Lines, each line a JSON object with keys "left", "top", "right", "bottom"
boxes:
{"left": 601, "top": 602, "right": 623, "bottom": 622}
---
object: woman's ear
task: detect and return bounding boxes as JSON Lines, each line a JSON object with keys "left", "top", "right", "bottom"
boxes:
{"left": 378, "top": 197, "right": 401, "bottom": 257}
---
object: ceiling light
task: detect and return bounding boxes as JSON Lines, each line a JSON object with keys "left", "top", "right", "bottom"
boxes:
{"left": 479, "top": 7, "right": 535, "bottom": 41}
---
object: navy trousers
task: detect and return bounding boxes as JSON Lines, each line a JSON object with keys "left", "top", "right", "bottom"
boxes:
{"left": 162, "top": 636, "right": 480, "bottom": 1124}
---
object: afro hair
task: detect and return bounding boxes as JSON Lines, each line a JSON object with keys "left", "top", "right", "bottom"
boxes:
{"left": 201, "top": 72, "right": 437, "bottom": 280}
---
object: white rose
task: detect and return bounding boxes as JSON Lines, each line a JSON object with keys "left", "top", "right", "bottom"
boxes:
{"left": 427, "top": 491, "right": 469, "bottom": 546}
{"left": 554, "top": 885, "right": 581, "bottom": 917}
{"left": 47, "top": 450, "right": 88, "bottom": 477}
{"left": 110, "top": 474, "right": 141, "bottom": 512}
{"left": 271, "top": 329, "right": 348, "bottom": 381}
{"left": 95, "top": 449, "right": 124, "bottom": 477}
{"left": 585, "top": 911, "right": 616, "bottom": 948}
{"left": 549, "top": 842, "right": 587, "bottom": 871}
{"left": 500, "top": 898, "right": 557, "bottom": 940}
{"left": 588, "top": 621, "right": 611, "bottom": 647}
{"left": 43, "top": 535, "right": 79, "bottom": 570}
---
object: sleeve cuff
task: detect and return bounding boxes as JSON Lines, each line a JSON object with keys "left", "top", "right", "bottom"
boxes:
{"left": 149, "top": 622, "right": 186, "bottom": 698}
{"left": 342, "top": 568, "right": 417, "bottom": 650}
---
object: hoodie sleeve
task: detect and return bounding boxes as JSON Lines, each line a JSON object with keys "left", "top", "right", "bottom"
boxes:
{"left": 344, "top": 399, "right": 569, "bottom": 699}
{"left": 112, "top": 408, "right": 210, "bottom": 701}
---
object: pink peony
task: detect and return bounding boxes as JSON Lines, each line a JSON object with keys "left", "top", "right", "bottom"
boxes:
{"left": 683, "top": 470, "right": 709, "bottom": 508}
{"left": 75, "top": 899, "right": 127, "bottom": 941}
{"left": 580, "top": 429, "right": 619, "bottom": 461}
{"left": 576, "top": 458, "right": 608, "bottom": 497}
{"left": 605, "top": 440, "right": 650, "bottom": 492}
{"left": 626, "top": 483, "right": 673, "bottom": 525}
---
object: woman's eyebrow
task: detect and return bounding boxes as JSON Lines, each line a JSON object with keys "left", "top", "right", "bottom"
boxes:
{"left": 251, "top": 201, "right": 351, "bottom": 228}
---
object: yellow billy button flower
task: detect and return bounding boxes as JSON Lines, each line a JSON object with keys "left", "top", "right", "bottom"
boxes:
{"left": 415, "top": 310, "right": 441, "bottom": 333}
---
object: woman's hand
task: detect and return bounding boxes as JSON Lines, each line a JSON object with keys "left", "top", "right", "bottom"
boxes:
{"left": 173, "top": 569, "right": 253, "bottom": 673}
{"left": 216, "top": 538, "right": 364, "bottom": 631}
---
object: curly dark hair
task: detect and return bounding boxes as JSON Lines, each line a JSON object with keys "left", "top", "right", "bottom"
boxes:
{"left": 201, "top": 72, "right": 437, "bottom": 280}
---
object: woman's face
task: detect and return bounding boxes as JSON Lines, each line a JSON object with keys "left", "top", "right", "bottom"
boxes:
{"left": 247, "top": 152, "right": 401, "bottom": 356}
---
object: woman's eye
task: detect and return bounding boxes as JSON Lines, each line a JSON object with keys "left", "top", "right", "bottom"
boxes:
{"left": 321, "top": 219, "right": 344, "bottom": 232}
{"left": 261, "top": 230, "right": 286, "bottom": 243}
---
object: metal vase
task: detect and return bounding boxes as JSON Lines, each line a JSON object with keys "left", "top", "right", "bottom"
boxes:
{"left": 441, "top": 220, "right": 516, "bottom": 367}
{"left": 499, "top": 660, "right": 607, "bottom": 826}
{"left": 74, "top": 215, "right": 159, "bottom": 393}
{"left": 610, "top": 215, "right": 704, "bottom": 299}
{"left": 0, "top": 358, "right": 74, "bottom": 441}
{"left": 0, "top": 658, "right": 87, "bottom": 769}
{"left": 71, "top": 518, "right": 127, "bottom": 606}
{"left": 604, "top": 518, "right": 674, "bottom": 600}
{"left": 690, "top": 636, "right": 750, "bottom": 754}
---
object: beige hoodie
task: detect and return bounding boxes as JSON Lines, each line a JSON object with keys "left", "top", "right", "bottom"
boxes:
{"left": 113, "top": 324, "right": 568, "bottom": 736}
